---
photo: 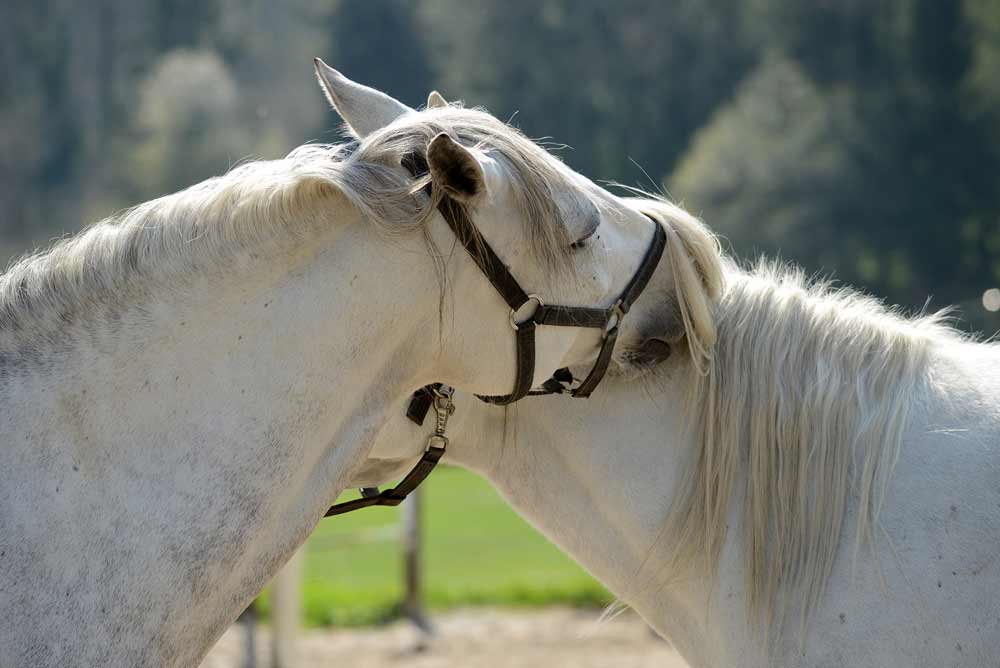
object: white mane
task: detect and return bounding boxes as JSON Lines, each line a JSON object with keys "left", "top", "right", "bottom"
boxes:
{"left": 653, "top": 252, "right": 976, "bottom": 639}
{"left": 619, "top": 196, "right": 723, "bottom": 378}
{"left": 0, "top": 105, "right": 577, "bottom": 352}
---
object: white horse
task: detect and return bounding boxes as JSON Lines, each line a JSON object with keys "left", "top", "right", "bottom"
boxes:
{"left": 0, "top": 64, "right": 670, "bottom": 667}
{"left": 357, "top": 197, "right": 1000, "bottom": 667}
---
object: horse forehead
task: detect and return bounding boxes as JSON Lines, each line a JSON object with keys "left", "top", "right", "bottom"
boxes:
{"left": 547, "top": 166, "right": 625, "bottom": 220}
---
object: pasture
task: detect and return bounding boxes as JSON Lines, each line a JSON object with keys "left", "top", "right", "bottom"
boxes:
{"left": 265, "top": 467, "right": 611, "bottom": 627}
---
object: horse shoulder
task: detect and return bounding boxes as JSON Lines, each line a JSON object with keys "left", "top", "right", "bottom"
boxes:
{"left": 846, "top": 341, "right": 1000, "bottom": 664}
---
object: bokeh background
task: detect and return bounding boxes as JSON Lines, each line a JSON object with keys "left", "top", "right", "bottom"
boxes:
{"left": 4, "top": 0, "right": 1000, "bottom": 642}
{"left": 4, "top": 1, "right": 1000, "bottom": 331}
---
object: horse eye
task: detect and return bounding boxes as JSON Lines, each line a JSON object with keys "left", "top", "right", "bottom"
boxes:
{"left": 570, "top": 220, "right": 600, "bottom": 250}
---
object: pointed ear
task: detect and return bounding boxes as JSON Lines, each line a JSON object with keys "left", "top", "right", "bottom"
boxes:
{"left": 427, "top": 133, "right": 486, "bottom": 202}
{"left": 313, "top": 58, "right": 413, "bottom": 138}
{"left": 427, "top": 90, "right": 448, "bottom": 109}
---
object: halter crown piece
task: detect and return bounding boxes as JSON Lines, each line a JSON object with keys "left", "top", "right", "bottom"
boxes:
{"left": 325, "top": 150, "right": 666, "bottom": 517}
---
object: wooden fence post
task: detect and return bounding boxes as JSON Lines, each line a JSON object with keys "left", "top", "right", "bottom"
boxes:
{"left": 402, "top": 488, "right": 432, "bottom": 634}
{"left": 270, "top": 547, "right": 304, "bottom": 668}
{"left": 239, "top": 603, "right": 257, "bottom": 668}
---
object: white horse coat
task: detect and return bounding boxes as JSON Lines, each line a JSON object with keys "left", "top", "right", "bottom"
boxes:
{"left": 0, "top": 67, "right": 668, "bottom": 666}
{"left": 360, "top": 207, "right": 1000, "bottom": 667}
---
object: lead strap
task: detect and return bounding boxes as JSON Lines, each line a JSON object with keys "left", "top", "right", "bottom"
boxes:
{"left": 324, "top": 387, "right": 455, "bottom": 517}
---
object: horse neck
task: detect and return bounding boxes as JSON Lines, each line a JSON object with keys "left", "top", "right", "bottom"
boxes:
{"left": 2, "top": 214, "right": 440, "bottom": 666}
{"left": 444, "top": 371, "right": 751, "bottom": 667}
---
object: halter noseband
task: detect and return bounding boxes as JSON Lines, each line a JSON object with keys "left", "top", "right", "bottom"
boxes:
{"left": 325, "top": 150, "right": 666, "bottom": 517}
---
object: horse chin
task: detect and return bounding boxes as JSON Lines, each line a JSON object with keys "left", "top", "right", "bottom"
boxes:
{"left": 347, "top": 457, "right": 419, "bottom": 488}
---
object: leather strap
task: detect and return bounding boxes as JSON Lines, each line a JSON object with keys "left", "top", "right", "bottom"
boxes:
{"left": 527, "top": 367, "right": 575, "bottom": 396}
{"left": 438, "top": 197, "right": 531, "bottom": 312}
{"left": 324, "top": 444, "right": 446, "bottom": 516}
{"left": 570, "top": 325, "right": 619, "bottom": 398}
{"left": 405, "top": 383, "right": 441, "bottom": 426}
{"left": 613, "top": 221, "right": 667, "bottom": 316}
{"left": 475, "top": 320, "right": 536, "bottom": 405}
{"left": 435, "top": 197, "right": 537, "bottom": 404}
{"left": 534, "top": 305, "right": 611, "bottom": 328}
{"left": 572, "top": 222, "right": 665, "bottom": 397}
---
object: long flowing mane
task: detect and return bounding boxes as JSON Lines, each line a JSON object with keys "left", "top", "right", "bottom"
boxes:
{"left": 0, "top": 105, "right": 575, "bottom": 352}
{"left": 645, "top": 229, "right": 976, "bottom": 639}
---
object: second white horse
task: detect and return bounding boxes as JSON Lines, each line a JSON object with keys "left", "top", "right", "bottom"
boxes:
{"left": 358, "top": 196, "right": 1000, "bottom": 667}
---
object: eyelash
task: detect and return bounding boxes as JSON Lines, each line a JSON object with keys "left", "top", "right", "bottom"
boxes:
{"left": 570, "top": 227, "right": 599, "bottom": 250}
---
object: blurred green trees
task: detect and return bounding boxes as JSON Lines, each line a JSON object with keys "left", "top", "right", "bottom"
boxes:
{"left": 1, "top": 0, "right": 998, "bottom": 330}
{"left": 127, "top": 49, "right": 249, "bottom": 196}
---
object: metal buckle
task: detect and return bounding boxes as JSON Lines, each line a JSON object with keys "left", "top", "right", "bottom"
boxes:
{"left": 603, "top": 300, "right": 625, "bottom": 339}
{"left": 427, "top": 387, "right": 453, "bottom": 451}
{"left": 509, "top": 294, "right": 543, "bottom": 331}
{"left": 432, "top": 385, "right": 455, "bottom": 434}
{"left": 426, "top": 433, "right": 449, "bottom": 451}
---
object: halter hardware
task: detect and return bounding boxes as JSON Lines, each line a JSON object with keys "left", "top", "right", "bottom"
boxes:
{"left": 605, "top": 300, "right": 625, "bottom": 336}
{"left": 325, "top": 385, "right": 455, "bottom": 517}
{"left": 510, "top": 295, "right": 543, "bottom": 331}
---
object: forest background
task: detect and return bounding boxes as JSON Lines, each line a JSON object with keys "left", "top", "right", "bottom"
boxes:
{"left": 3, "top": 0, "right": 999, "bottom": 330}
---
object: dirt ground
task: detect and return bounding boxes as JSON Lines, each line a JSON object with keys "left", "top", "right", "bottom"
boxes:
{"left": 200, "top": 607, "right": 688, "bottom": 668}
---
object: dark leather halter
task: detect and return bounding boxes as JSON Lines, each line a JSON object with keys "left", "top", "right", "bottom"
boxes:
{"left": 325, "top": 149, "right": 667, "bottom": 517}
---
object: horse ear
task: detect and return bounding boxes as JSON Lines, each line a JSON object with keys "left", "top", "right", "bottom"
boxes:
{"left": 427, "top": 90, "right": 448, "bottom": 109}
{"left": 313, "top": 58, "right": 413, "bottom": 138}
{"left": 427, "top": 133, "right": 485, "bottom": 202}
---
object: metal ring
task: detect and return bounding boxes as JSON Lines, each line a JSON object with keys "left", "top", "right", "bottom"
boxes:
{"left": 509, "top": 294, "right": 544, "bottom": 330}
{"left": 603, "top": 300, "right": 625, "bottom": 339}
{"left": 426, "top": 434, "right": 449, "bottom": 451}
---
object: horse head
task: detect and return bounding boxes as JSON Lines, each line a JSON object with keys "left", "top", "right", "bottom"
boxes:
{"left": 313, "top": 60, "right": 705, "bottom": 398}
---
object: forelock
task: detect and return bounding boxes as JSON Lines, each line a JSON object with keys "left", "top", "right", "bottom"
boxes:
{"left": 354, "top": 105, "right": 577, "bottom": 273}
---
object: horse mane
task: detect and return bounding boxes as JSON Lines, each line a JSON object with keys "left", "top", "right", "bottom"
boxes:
{"left": 0, "top": 105, "right": 576, "bottom": 349}
{"left": 656, "top": 254, "right": 972, "bottom": 641}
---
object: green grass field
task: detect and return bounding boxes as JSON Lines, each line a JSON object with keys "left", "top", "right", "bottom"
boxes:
{"left": 262, "top": 466, "right": 611, "bottom": 627}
